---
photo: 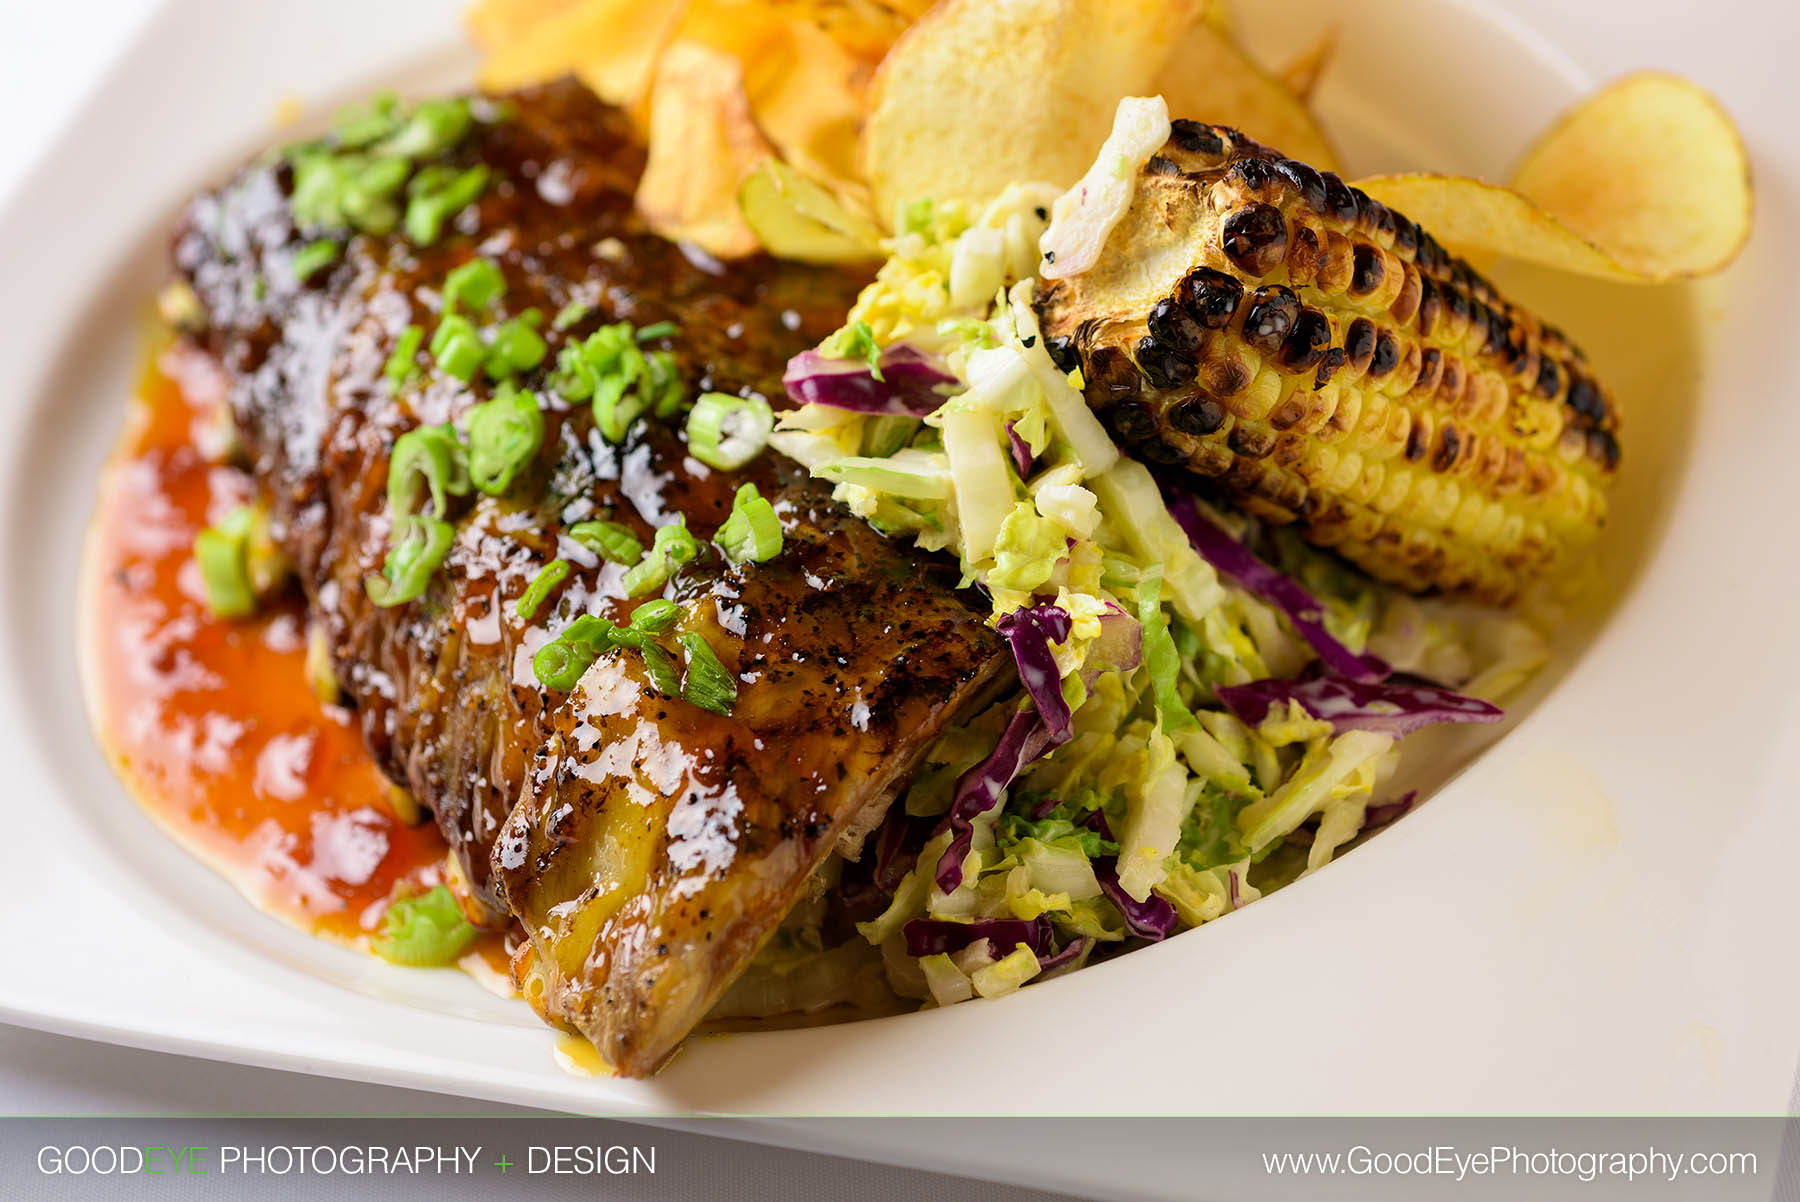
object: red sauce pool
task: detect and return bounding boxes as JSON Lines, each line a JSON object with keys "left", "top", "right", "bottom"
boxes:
{"left": 83, "top": 336, "right": 453, "bottom": 944}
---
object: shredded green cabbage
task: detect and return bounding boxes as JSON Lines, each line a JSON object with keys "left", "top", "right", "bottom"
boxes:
{"left": 770, "top": 180, "right": 1544, "bottom": 1011}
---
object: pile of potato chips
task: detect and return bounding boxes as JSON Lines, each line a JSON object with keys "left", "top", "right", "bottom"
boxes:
{"left": 469, "top": 0, "right": 1750, "bottom": 281}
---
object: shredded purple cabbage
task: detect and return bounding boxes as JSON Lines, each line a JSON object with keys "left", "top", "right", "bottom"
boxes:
{"left": 1362, "top": 790, "right": 1420, "bottom": 830}
{"left": 1005, "top": 420, "right": 1034, "bottom": 477}
{"left": 995, "top": 606, "right": 1074, "bottom": 741}
{"left": 1094, "top": 860, "right": 1178, "bottom": 940}
{"left": 903, "top": 916, "right": 1053, "bottom": 959}
{"left": 1215, "top": 675, "right": 1502, "bottom": 737}
{"left": 1036, "top": 936, "right": 1092, "bottom": 978}
{"left": 873, "top": 807, "right": 930, "bottom": 893}
{"left": 1165, "top": 495, "right": 1389, "bottom": 683}
{"left": 1227, "top": 870, "right": 1241, "bottom": 913}
{"left": 933, "top": 709, "right": 1066, "bottom": 893}
{"left": 932, "top": 605, "right": 1144, "bottom": 894}
{"left": 782, "top": 343, "right": 959, "bottom": 416}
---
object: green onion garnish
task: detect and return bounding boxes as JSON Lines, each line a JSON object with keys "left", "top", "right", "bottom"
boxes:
{"left": 383, "top": 324, "right": 424, "bottom": 387}
{"left": 634, "top": 321, "right": 678, "bottom": 342}
{"left": 622, "top": 517, "right": 699, "bottom": 598}
{"left": 609, "top": 628, "right": 681, "bottom": 695}
{"left": 568, "top": 519, "right": 643, "bottom": 565}
{"left": 532, "top": 638, "right": 594, "bottom": 691}
{"left": 465, "top": 386, "right": 544, "bottom": 496}
{"left": 628, "top": 598, "right": 682, "bottom": 634}
{"left": 290, "top": 239, "right": 341, "bottom": 282}
{"left": 716, "top": 482, "right": 783, "bottom": 564}
{"left": 404, "top": 164, "right": 489, "bottom": 247}
{"left": 551, "top": 322, "right": 687, "bottom": 442}
{"left": 442, "top": 257, "right": 506, "bottom": 315}
{"left": 366, "top": 514, "right": 455, "bottom": 607}
{"left": 552, "top": 302, "right": 590, "bottom": 331}
{"left": 370, "top": 884, "right": 479, "bottom": 966}
{"left": 644, "top": 349, "right": 687, "bottom": 419}
{"left": 387, "top": 423, "right": 469, "bottom": 519}
{"left": 375, "top": 97, "right": 472, "bottom": 159}
{"left": 530, "top": 613, "right": 619, "bottom": 691}
{"left": 485, "top": 315, "right": 547, "bottom": 378}
{"left": 193, "top": 508, "right": 258, "bottom": 619}
{"left": 515, "top": 559, "right": 570, "bottom": 621}
{"left": 341, "top": 156, "right": 408, "bottom": 235}
{"left": 560, "top": 613, "right": 616, "bottom": 647}
{"left": 678, "top": 631, "right": 737, "bottom": 716}
{"left": 685, "top": 392, "right": 773, "bottom": 471}
{"left": 331, "top": 92, "right": 401, "bottom": 148}
{"left": 429, "top": 313, "right": 486, "bottom": 382}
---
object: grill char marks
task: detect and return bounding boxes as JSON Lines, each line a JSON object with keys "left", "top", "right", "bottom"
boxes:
{"left": 176, "top": 79, "right": 1007, "bottom": 1071}
{"left": 1035, "top": 122, "right": 1619, "bottom": 604}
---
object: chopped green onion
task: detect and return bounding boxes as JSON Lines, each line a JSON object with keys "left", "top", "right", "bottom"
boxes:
{"left": 331, "top": 92, "right": 401, "bottom": 148}
{"left": 685, "top": 392, "right": 773, "bottom": 470}
{"left": 387, "top": 423, "right": 469, "bottom": 519}
{"left": 465, "top": 386, "right": 544, "bottom": 495}
{"left": 552, "top": 323, "right": 686, "bottom": 439}
{"left": 634, "top": 321, "right": 678, "bottom": 342}
{"left": 485, "top": 316, "right": 547, "bottom": 378}
{"left": 383, "top": 324, "right": 424, "bottom": 386}
{"left": 193, "top": 509, "right": 258, "bottom": 618}
{"left": 289, "top": 151, "right": 350, "bottom": 231}
{"left": 404, "top": 164, "right": 489, "bottom": 246}
{"left": 515, "top": 559, "right": 570, "bottom": 621}
{"left": 290, "top": 239, "right": 341, "bottom": 282}
{"left": 1137, "top": 567, "right": 1198, "bottom": 733}
{"left": 341, "top": 156, "right": 408, "bottom": 235}
{"left": 644, "top": 350, "right": 687, "bottom": 419}
{"left": 716, "top": 482, "right": 783, "bottom": 564}
{"left": 628, "top": 598, "right": 682, "bottom": 633}
{"left": 375, "top": 97, "right": 472, "bottom": 158}
{"left": 609, "top": 628, "right": 680, "bottom": 694}
{"left": 442, "top": 257, "right": 506, "bottom": 314}
{"left": 560, "top": 613, "right": 617, "bottom": 647}
{"left": 532, "top": 638, "right": 594, "bottom": 691}
{"left": 678, "top": 631, "right": 737, "bottom": 715}
{"left": 429, "top": 313, "right": 486, "bottom": 382}
{"left": 370, "top": 884, "right": 478, "bottom": 966}
{"left": 552, "top": 301, "right": 590, "bottom": 331}
{"left": 568, "top": 519, "right": 643, "bottom": 564}
{"left": 366, "top": 514, "right": 454, "bottom": 607}
{"left": 622, "top": 517, "right": 698, "bottom": 598}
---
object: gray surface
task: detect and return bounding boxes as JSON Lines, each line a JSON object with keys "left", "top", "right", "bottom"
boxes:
{"left": 0, "top": 1026, "right": 1088, "bottom": 1200}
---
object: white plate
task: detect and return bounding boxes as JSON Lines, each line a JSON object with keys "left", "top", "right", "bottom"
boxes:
{"left": 0, "top": 0, "right": 1795, "bottom": 1166}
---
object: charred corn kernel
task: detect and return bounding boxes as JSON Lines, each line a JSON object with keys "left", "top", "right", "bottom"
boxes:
{"left": 1035, "top": 121, "right": 1618, "bottom": 604}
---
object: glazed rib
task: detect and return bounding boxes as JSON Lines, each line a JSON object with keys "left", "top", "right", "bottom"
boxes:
{"left": 174, "top": 79, "right": 1005, "bottom": 1071}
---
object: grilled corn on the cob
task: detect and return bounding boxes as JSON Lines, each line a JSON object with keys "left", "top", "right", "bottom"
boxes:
{"left": 1035, "top": 121, "right": 1619, "bottom": 604}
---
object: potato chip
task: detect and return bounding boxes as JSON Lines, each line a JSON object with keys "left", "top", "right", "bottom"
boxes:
{"left": 475, "top": 0, "right": 686, "bottom": 109}
{"left": 744, "top": 17, "right": 871, "bottom": 188}
{"left": 635, "top": 40, "right": 772, "bottom": 258}
{"left": 861, "top": 0, "right": 1199, "bottom": 222}
{"left": 739, "top": 157, "right": 883, "bottom": 262}
{"left": 1511, "top": 72, "right": 1751, "bottom": 280}
{"left": 1355, "top": 174, "right": 1639, "bottom": 280}
{"left": 1151, "top": 20, "right": 1339, "bottom": 172}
